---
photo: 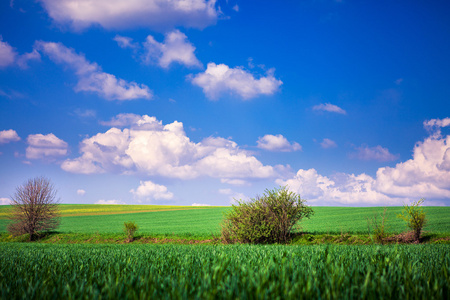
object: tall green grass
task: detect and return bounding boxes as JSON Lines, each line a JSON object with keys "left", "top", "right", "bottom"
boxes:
{"left": 0, "top": 243, "right": 448, "bottom": 299}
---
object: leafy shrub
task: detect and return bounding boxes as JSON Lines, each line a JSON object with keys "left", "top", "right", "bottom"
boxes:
{"left": 123, "top": 221, "right": 138, "bottom": 242}
{"left": 221, "top": 186, "right": 313, "bottom": 244}
{"left": 397, "top": 199, "right": 427, "bottom": 242}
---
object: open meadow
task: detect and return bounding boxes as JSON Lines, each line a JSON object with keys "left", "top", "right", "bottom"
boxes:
{"left": 1, "top": 204, "right": 449, "bottom": 238}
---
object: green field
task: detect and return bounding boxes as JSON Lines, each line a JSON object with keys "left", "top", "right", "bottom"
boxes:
{"left": 1, "top": 243, "right": 448, "bottom": 299}
{"left": 1, "top": 205, "right": 449, "bottom": 237}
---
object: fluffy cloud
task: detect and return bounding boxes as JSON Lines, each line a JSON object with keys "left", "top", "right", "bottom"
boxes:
{"left": 0, "top": 198, "right": 11, "bottom": 205}
{"left": 312, "top": 103, "right": 346, "bottom": 114}
{"left": 350, "top": 145, "right": 399, "bottom": 162}
{"left": 130, "top": 180, "right": 174, "bottom": 201}
{"left": 144, "top": 30, "right": 202, "bottom": 68}
{"left": 62, "top": 114, "right": 276, "bottom": 180}
{"left": 278, "top": 118, "right": 450, "bottom": 205}
{"left": 0, "top": 129, "right": 21, "bottom": 144}
{"left": 77, "top": 189, "right": 86, "bottom": 196}
{"left": 257, "top": 134, "right": 302, "bottom": 152}
{"left": 38, "top": 0, "right": 219, "bottom": 31}
{"left": 375, "top": 134, "right": 450, "bottom": 199}
{"left": 0, "top": 37, "right": 40, "bottom": 68}
{"left": 115, "top": 30, "right": 202, "bottom": 69}
{"left": 35, "top": 41, "right": 152, "bottom": 100}
{"left": 0, "top": 37, "right": 16, "bottom": 67}
{"left": 26, "top": 133, "right": 68, "bottom": 160}
{"left": 320, "top": 138, "right": 337, "bottom": 149}
{"left": 95, "top": 199, "right": 125, "bottom": 205}
{"left": 192, "top": 203, "right": 211, "bottom": 206}
{"left": 190, "top": 63, "right": 282, "bottom": 100}
{"left": 278, "top": 169, "right": 396, "bottom": 206}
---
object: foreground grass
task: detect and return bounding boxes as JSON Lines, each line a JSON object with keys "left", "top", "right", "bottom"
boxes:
{"left": 1, "top": 243, "right": 448, "bottom": 299}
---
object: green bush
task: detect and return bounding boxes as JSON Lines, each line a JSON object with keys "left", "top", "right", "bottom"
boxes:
{"left": 123, "top": 221, "right": 138, "bottom": 242}
{"left": 397, "top": 199, "right": 427, "bottom": 242}
{"left": 367, "top": 208, "right": 389, "bottom": 243}
{"left": 221, "top": 186, "right": 313, "bottom": 244}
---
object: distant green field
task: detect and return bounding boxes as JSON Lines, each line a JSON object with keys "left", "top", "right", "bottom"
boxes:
{"left": 0, "top": 205, "right": 449, "bottom": 236}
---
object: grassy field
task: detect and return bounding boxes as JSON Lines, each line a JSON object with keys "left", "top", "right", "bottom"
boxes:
{"left": 1, "top": 243, "right": 448, "bottom": 299}
{"left": 0, "top": 205, "right": 449, "bottom": 238}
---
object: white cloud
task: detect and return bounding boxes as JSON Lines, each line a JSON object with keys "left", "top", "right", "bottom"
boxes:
{"left": 77, "top": 189, "right": 86, "bottom": 196}
{"left": 38, "top": 0, "right": 219, "bottom": 31}
{"left": 312, "top": 103, "right": 346, "bottom": 114}
{"left": 26, "top": 133, "right": 68, "bottom": 160}
{"left": 0, "top": 129, "right": 21, "bottom": 144}
{"left": 113, "top": 35, "right": 138, "bottom": 50}
{"left": 375, "top": 134, "right": 450, "bottom": 199}
{"left": 423, "top": 117, "right": 450, "bottom": 137}
{"left": 232, "top": 5, "right": 239, "bottom": 12}
{"left": 130, "top": 180, "right": 174, "bottom": 201}
{"left": 35, "top": 41, "right": 152, "bottom": 100}
{"left": 220, "top": 179, "right": 248, "bottom": 186}
{"left": 277, "top": 169, "right": 398, "bottom": 206}
{"left": 0, "top": 37, "right": 40, "bottom": 68}
{"left": 278, "top": 119, "right": 450, "bottom": 205}
{"left": 320, "top": 138, "right": 337, "bottom": 149}
{"left": 142, "top": 30, "right": 202, "bottom": 68}
{"left": 95, "top": 199, "right": 125, "bottom": 205}
{"left": 350, "top": 145, "right": 399, "bottom": 162}
{"left": 192, "top": 203, "right": 211, "bottom": 206}
{"left": 62, "top": 114, "right": 276, "bottom": 180}
{"left": 190, "top": 62, "right": 282, "bottom": 100}
{"left": 0, "top": 198, "right": 11, "bottom": 205}
{"left": 257, "top": 134, "right": 302, "bottom": 152}
{"left": 0, "top": 37, "right": 17, "bottom": 67}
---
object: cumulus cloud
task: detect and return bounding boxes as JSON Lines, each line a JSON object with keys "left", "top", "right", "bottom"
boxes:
{"left": 130, "top": 180, "right": 174, "bottom": 201}
{"left": 35, "top": 41, "right": 152, "bottom": 100}
{"left": 0, "top": 129, "right": 21, "bottom": 144}
{"left": 115, "top": 30, "right": 202, "bottom": 69}
{"left": 320, "top": 138, "right": 337, "bottom": 149}
{"left": 77, "top": 189, "right": 86, "bottom": 196}
{"left": 192, "top": 203, "right": 211, "bottom": 206}
{"left": 95, "top": 199, "right": 125, "bottom": 205}
{"left": 62, "top": 114, "right": 276, "bottom": 180}
{"left": 38, "top": 0, "right": 219, "bottom": 31}
{"left": 277, "top": 169, "right": 396, "bottom": 206}
{"left": 312, "top": 103, "right": 346, "bottom": 114}
{"left": 257, "top": 134, "right": 302, "bottom": 152}
{"left": 350, "top": 145, "right": 399, "bottom": 162}
{"left": 190, "top": 63, "right": 282, "bottom": 100}
{"left": 143, "top": 30, "right": 202, "bottom": 68}
{"left": 278, "top": 118, "right": 450, "bottom": 205}
{"left": 26, "top": 133, "right": 68, "bottom": 160}
{"left": 0, "top": 37, "right": 40, "bottom": 68}
{"left": 0, "top": 198, "right": 11, "bottom": 205}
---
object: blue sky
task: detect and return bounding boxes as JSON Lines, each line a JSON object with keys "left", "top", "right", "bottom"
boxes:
{"left": 1, "top": 0, "right": 450, "bottom": 206}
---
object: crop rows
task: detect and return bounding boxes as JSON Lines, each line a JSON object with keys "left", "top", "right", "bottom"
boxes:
{"left": 1, "top": 243, "right": 449, "bottom": 299}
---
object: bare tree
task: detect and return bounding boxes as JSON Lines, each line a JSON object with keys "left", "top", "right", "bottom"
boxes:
{"left": 7, "top": 177, "right": 60, "bottom": 241}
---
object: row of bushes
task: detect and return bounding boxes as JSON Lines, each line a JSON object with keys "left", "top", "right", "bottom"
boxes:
{"left": 6, "top": 177, "right": 427, "bottom": 244}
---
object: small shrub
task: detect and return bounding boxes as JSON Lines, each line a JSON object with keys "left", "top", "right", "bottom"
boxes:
{"left": 367, "top": 208, "right": 389, "bottom": 243}
{"left": 221, "top": 186, "right": 313, "bottom": 244}
{"left": 123, "top": 221, "right": 138, "bottom": 242}
{"left": 397, "top": 199, "right": 427, "bottom": 242}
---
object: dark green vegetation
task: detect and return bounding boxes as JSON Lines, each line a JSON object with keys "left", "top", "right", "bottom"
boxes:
{"left": 1, "top": 243, "right": 448, "bottom": 299}
{"left": 221, "top": 186, "right": 313, "bottom": 244}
